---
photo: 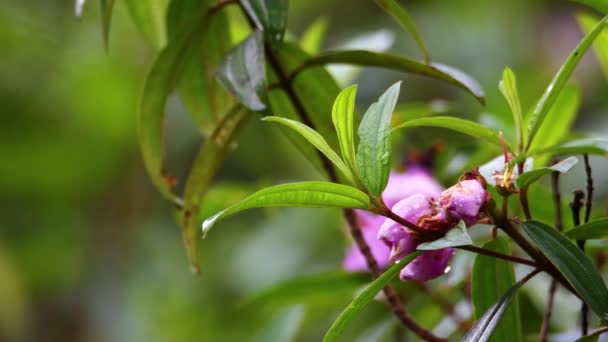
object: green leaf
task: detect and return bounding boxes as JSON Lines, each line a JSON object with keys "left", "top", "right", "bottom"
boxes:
{"left": 499, "top": 67, "right": 524, "bottom": 150}
{"left": 202, "top": 182, "right": 370, "bottom": 236}
{"left": 301, "top": 17, "right": 329, "bottom": 55}
{"left": 356, "top": 82, "right": 401, "bottom": 196}
{"left": 575, "top": 334, "right": 600, "bottom": 342}
{"left": 565, "top": 218, "right": 608, "bottom": 240}
{"left": 464, "top": 270, "right": 531, "bottom": 342}
{"left": 515, "top": 156, "right": 578, "bottom": 188}
{"left": 262, "top": 116, "right": 355, "bottom": 182}
{"left": 392, "top": 116, "right": 509, "bottom": 151}
{"left": 295, "top": 50, "right": 485, "bottom": 103}
{"left": 417, "top": 221, "right": 472, "bottom": 250}
{"left": 374, "top": 0, "right": 430, "bottom": 63}
{"left": 181, "top": 106, "right": 249, "bottom": 274}
{"left": 332, "top": 85, "right": 359, "bottom": 176}
{"left": 138, "top": 7, "right": 211, "bottom": 204}
{"left": 471, "top": 238, "right": 522, "bottom": 342}
{"left": 242, "top": 0, "right": 288, "bottom": 47}
{"left": 577, "top": 12, "right": 608, "bottom": 80}
{"left": 100, "top": 0, "right": 115, "bottom": 50}
{"left": 323, "top": 251, "right": 423, "bottom": 342}
{"left": 532, "top": 137, "right": 608, "bottom": 157}
{"left": 125, "top": 0, "right": 170, "bottom": 49}
{"left": 526, "top": 15, "right": 608, "bottom": 149}
{"left": 572, "top": 0, "right": 608, "bottom": 14}
{"left": 522, "top": 220, "right": 608, "bottom": 321}
{"left": 257, "top": 305, "right": 304, "bottom": 342}
{"left": 216, "top": 31, "right": 267, "bottom": 111}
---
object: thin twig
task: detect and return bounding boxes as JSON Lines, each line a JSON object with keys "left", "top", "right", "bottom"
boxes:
{"left": 457, "top": 245, "right": 539, "bottom": 268}
{"left": 582, "top": 326, "right": 608, "bottom": 339}
{"left": 570, "top": 189, "right": 588, "bottom": 336}
{"left": 517, "top": 162, "right": 532, "bottom": 220}
{"left": 539, "top": 280, "right": 557, "bottom": 342}
{"left": 583, "top": 154, "right": 594, "bottom": 224}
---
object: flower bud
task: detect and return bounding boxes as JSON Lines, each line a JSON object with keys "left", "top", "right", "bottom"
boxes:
{"left": 440, "top": 179, "right": 488, "bottom": 226}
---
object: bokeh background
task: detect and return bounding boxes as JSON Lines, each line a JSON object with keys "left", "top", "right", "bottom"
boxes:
{"left": 1, "top": 0, "right": 607, "bottom": 341}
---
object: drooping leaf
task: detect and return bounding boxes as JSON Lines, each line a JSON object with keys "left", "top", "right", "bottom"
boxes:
{"left": 100, "top": 0, "right": 115, "bottom": 50}
{"left": 294, "top": 50, "right": 485, "bottom": 103}
{"left": 216, "top": 31, "right": 267, "bottom": 111}
{"left": 202, "top": 182, "right": 370, "bottom": 236}
{"left": 577, "top": 12, "right": 608, "bottom": 80}
{"left": 138, "top": 7, "right": 212, "bottom": 204}
{"left": 572, "top": 0, "right": 608, "bottom": 14}
{"left": 332, "top": 85, "right": 359, "bottom": 175}
{"left": 323, "top": 251, "right": 423, "bottom": 342}
{"left": 515, "top": 156, "right": 578, "bottom": 188}
{"left": 471, "top": 238, "right": 522, "bottom": 342}
{"left": 241, "top": 0, "right": 288, "bottom": 47}
{"left": 565, "top": 218, "right": 608, "bottom": 240}
{"left": 301, "top": 17, "right": 329, "bottom": 54}
{"left": 356, "top": 82, "right": 401, "bottom": 196}
{"left": 373, "top": 0, "right": 430, "bottom": 63}
{"left": 125, "top": 0, "right": 171, "bottom": 49}
{"left": 262, "top": 116, "right": 355, "bottom": 182}
{"left": 499, "top": 67, "right": 524, "bottom": 150}
{"left": 522, "top": 220, "right": 608, "bottom": 321}
{"left": 417, "top": 221, "right": 472, "bottom": 250}
{"left": 392, "top": 116, "right": 509, "bottom": 151}
{"left": 198, "top": 183, "right": 257, "bottom": 221}
{"left": 526, "top": 15, "right": 608, "bottom": 148}
{"left": 181, "top": 106, "right": 249, "bottom": 274}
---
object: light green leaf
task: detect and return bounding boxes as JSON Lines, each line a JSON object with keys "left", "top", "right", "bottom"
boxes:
{"left": 294, "top": 50, "right": 484, "bottom": 104}
{"left": 262, "top": 116, "right": 355, "bottom": 182}
{"left": 526, "top": 15, "right": 608, "bottom": 149}
{"left": 301, "top": 17, "right": 329, "bottom": 54}
{"left": 125, "top": 0, "right": 170, "bottom": 49}
{"left": 374, "top": 0, "right": 429, "bottom": 63}
{"left": 572, "top": 0, "right": 608, "bottom": 14}
{"left": 392, "top": 116, "right": 509, "bottom": 151}
{"left": 356, "top": 82, "right": 401, "bottom": 196}
{"left": 100, "top": 0, "right": 115, "bottom": 50}
{"left": 323, "top": 251, "right": 422, "bottom": 342}
{"left": 471, "top": 238, "right": 522, "bottom": 342}
{"left": 332, "top": 85, "right": 359, "bottom": 175}
{"left": 202, "top": 182, "right": 370, "bottom": 236}
{"left": 257, "top": 305, "right": 305, "bottom": 342}
{"left": 181, "top": 106, "right": 249, "bottom": 274}
{"left": 532, "top": 137, "right": 608, "bottom": 157}
{"left": 499, "top": 67, "right": 524, "bottom": 150}
{"left": 217, "top": 31, "right": 267, "bottom": 111}
{"left": 515, "top": 156, "right": 578, "bottom": 188}
{"left": 522, "top": 220, "right": 608, "bottom": 321}
{"left": 242, "top": 0, "right": 288, "bottom": 47}
{"left": 417, "top": 221, "right": 472, "bottom": 250}
{"left": 565, "top": 218, "right": 608, "bottom": 240}
{"left": 138, "top": 7, "right": 211, "bottom": 204}
{"left": 577, "top": 12, "right": 608, "bottom": 80}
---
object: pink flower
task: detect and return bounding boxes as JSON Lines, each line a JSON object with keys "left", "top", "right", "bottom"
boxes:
{"left": 440, "top": 179, "right": 487, "bottom": 226}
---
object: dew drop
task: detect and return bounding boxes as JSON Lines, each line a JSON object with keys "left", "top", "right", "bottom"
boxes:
{"left": 201, "top": 212, "right": 222, "bottom": 238}
{"left": 381, "top": 151, "right": 390, "bottom": 165}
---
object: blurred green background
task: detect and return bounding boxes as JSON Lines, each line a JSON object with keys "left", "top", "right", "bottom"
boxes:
{"left": 1, "top": 0, "right": 607, "bottom": 341}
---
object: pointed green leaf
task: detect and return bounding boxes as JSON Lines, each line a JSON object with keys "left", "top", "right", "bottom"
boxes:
{"left": 262, "top": 116, "right": 355, "bottom": 182}
{"left": 532, "top": 137, "right": 608, "bottom": 157}
{"left": 417, "top": 221, "right": 472, "bottom": 250}
{"left": 526, "top": 15, "right": 608, "bottom": 149}
{"left": 499, "top": 67, "right": 524, "bottom": 150}
{"left": 323, "top": 251, "right": 423, "bottom": 342}
{"left": 216, "top": 31, "right": 267, "bottom": 111}
{"left": 374, "top": 0, "right": 430, "bottom": 63}
{"left": 301, "top": 17, "right": 329, "bottom": 54}
{"left": 202, "top": 182, "right": 370, "bottom": 236}
{"left": 242, "top": 0, "right": 288, "bottom": 47}
{"left": 393, "top": 116, "right": 509, "bottom": 151}
{"left": 125, "top": 0, "right": 170, "bottom": 49}
{"left": 100, "top": 0, "right": 115, "bottom": 50}
{"left": 357, "top": 82, "right": 401, "bottom": 196}
{"left": 565, "top": 218, "right": 608, "bottom": 240}
{"left": 181, "top": 107, "right": 249, "bottom": 274}
{"left": 471, "top": 238, "right": 522, "bottom": 342}
{"left": 332, "top": 85, "right": 359, "bottom": 175}
{"left": 515, "top": 156, "right": 578, "bottom": 188}
{"left": 522, "top": 220, "right": 608, "bottom": 321}
{"left": 577, "top": 12, "right": 608, "bottom": 80}
{"left": 295, "top": 50, "right": 484, "bottom": 103}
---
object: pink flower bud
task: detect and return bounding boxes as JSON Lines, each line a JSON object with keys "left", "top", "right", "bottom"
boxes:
{"left": 440, "top": 179, "right": 487, "bottom": 226}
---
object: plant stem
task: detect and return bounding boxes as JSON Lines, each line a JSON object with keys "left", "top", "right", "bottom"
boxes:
{"left": 583, "top": 154, "right": 593, "bottom": 224}
{"left": 457, "top": 245, "right": 539, "bottom": 267}
{"left": 570, "top": 189, "right": 588, "bottom": 336}
{"left": 517, "top": 162, "right": 532, "bottom": 220}
{"left": 539, "top": 280, "right": 557, "bottom": 342}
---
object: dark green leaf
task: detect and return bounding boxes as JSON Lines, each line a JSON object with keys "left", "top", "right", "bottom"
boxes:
{"left": 202, "top": 182, "right": 370, "bottom": 236}
{"left": 301, "top": 17, "right": 329, "bottom": 54}
{"left": 216, "top": 31, "right": 267, "bottom": 111}
{"left": 323, "top": 251, "right": 423, "bottom": 342}
{"left": 499, "top": 67, "right": 524, "bottom": 150}
{"left": 181, "top": 106, "right": 249, "bottom": 274}
{"left": 526, "top": 16, "right": 608, "bottom": 148}
{"left": 577, "top": 12, "right": 608, "bottom": 80}
{"left": 392, "top": 116, "right": 509, "bottom": 151}
{"left": 565, "top": 218, "right": 608, "bottom": 240}
{"left": 295, "top": 50, "right": 484, "bottom": 103}
{"left": 471, "top": 238, "right": 522, "bottom": 342}
{"left": 374, "top": 0, "right": 429, "bottom": 63}
{"left": 572, "top": 0, "right": 608, "bottom": 14}
{"left": 522, "top": 220, "right": 608, "bottom": 320}
{"left": 125, "top": 0, "right": 170, "bottom": 49}
{"left": 357, "top": 82, "right": 401, "bottom": 196}
{"left": 332, "top": 85, "right": 359, "bottom": 175}
{"left": 417, "top": 221, "right": 472, "bottom": 250}
{"left": 532, "top": 137, "right": 608, "bottom": 157}
{"left": 575, "top": 333, "right": 600, "bottom": 342}
{"left": 515, "top": 156, "right": 578, "bottom": 188}
{"left": 100, "top": 0, "right": 115, "bottom": 50}
{"left": 242, "top": 0, "right": 288, "bottom": 47}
